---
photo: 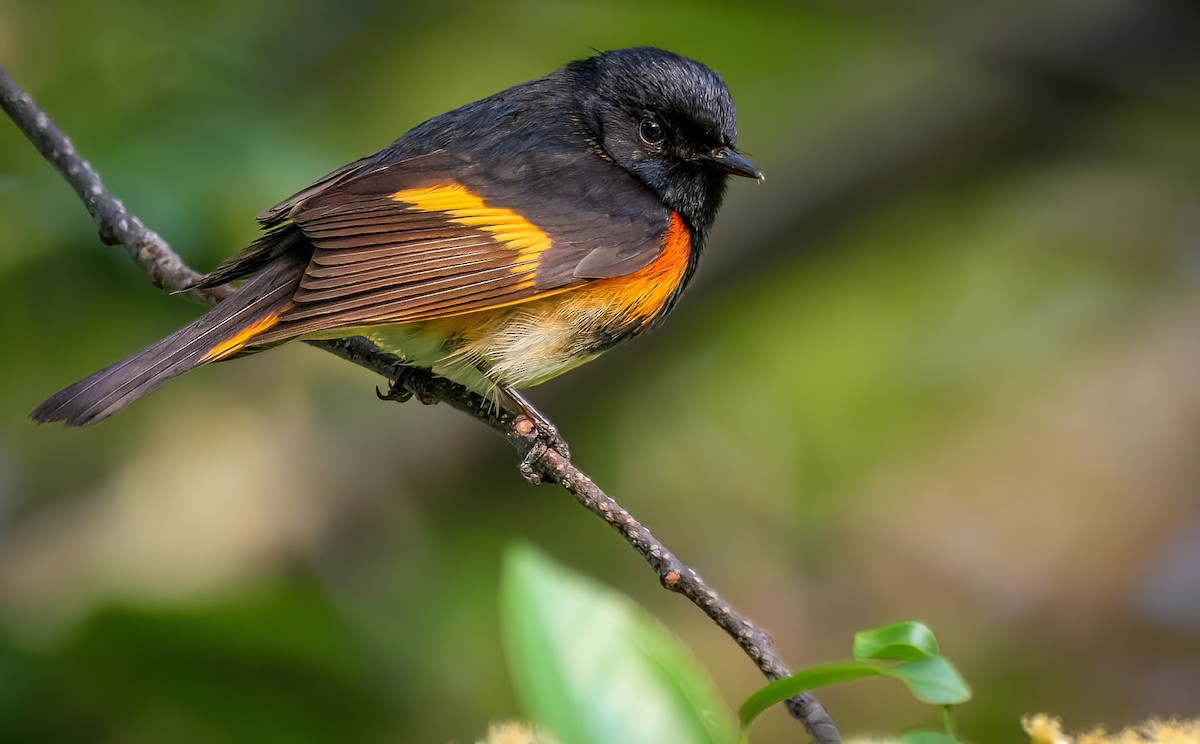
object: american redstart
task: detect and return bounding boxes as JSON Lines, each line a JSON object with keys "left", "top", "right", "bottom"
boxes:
{"left": 32, "top": 47, "right": 762, "bottom": 440}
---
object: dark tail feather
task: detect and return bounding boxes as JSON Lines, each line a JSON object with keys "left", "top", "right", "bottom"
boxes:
{"left": 32, "top": 254, "right": 307, "bottom": 427}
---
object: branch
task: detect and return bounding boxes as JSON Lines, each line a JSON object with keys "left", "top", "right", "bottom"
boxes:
{"left": 1, "top": 66, "right": 840, "bottom": 744}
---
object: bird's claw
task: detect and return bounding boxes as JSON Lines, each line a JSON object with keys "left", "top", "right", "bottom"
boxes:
{"left": 377, "top": 367, "right": 440, "bottom": 405}
{"left": 376, "top": 381, "right": 412, "bottom": 403}
{"left": 516, "top": 415, "right": 570, "bottom": 485}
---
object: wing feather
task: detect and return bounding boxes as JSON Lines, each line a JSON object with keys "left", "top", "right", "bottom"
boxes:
{"left": 284, "top": 266, "right": 526, "bottom": 322}
{"left": 307, "top": 228, "right": 481, "bottom": 252}
{"left": 303, "top": 247, "right": 498, "bottom": 287}
{"left": 296, "top": 256, "right": 506, "bottom": 301}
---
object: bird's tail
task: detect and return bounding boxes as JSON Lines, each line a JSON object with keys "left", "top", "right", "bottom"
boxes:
{"left": 31, "top": 253, "right": 307, "bottom": 427}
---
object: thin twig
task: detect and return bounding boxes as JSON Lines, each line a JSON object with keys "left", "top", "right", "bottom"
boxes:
{"left": 1, "top": 65, "right": 840, "bottom": 744}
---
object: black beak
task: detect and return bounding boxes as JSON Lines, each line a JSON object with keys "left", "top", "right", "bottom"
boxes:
{"left": 704, "top": 147, "right": 764, "bottom": 181}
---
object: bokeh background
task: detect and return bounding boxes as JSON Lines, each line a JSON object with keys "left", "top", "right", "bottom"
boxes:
{"left": 3, "top": 1, "right": 1200, "bottom": 741}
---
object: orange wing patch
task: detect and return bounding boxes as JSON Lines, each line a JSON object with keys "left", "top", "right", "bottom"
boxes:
{"left": 390, "top": 184, "right": 552, "bottom": 288}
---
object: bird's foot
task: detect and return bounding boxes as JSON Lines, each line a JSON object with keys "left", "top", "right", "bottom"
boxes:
{"left": 376, "top": 366, "right": 439, "bottom": 405}
{"left": 375, "top": 379, "right": 411, "bottom": 403}
{"left": 503, "top": 385, "right": 570, "bottom": 484}
{"left": 515, "top": 415, "right": 571, "bottom": 485}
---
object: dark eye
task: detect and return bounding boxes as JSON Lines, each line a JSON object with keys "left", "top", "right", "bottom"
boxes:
{"left": 639, "top": 117, "right": 665, "bottom": 146}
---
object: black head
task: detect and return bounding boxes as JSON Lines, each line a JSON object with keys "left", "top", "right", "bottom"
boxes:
{"left": 569, "top": 47, "right": 761, "bottom": 238}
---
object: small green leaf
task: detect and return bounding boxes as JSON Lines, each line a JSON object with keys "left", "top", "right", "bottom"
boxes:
{"left": 737, "top": 662, "right": 882, "bottom": 735}
{"left": 501, "top": 544, "right": 735, "bottom": 744}
{"left": 739, "top": 623, "right": 971, "bottom": 742}
{"left": 881, "top": 657, "right": 972, "bottom": 705}
{"left": 854, "top": 621, "right": 941, "bottom": 661}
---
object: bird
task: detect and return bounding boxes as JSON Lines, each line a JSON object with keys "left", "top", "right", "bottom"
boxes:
{"left": 31, "top": 46, "right": 762, "bottom": 461}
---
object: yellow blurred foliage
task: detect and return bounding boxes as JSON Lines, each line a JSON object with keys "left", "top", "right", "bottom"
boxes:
{"left": 472, "top": 721, "right": 557, "bottom": 744}
{"left": 1026, "top": 714, "right": 1200, "bottom": 744}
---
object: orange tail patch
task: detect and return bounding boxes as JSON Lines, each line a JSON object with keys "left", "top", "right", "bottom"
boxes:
{"left": 200, "top": 303, "right": 292, "bottom": 362}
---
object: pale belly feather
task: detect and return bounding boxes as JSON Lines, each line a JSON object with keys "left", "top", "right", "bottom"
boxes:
{"left": 364, "top": 298, "right": 612, "bottom": 398}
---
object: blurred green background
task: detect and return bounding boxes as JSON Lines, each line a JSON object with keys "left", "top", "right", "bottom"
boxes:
{"left": 3, "top": 0, "right": 1200, "bottom": 741}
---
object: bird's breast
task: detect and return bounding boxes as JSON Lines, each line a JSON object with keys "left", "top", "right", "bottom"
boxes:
{"left": 564, "top": 211, "right": 694, "bottom": 335}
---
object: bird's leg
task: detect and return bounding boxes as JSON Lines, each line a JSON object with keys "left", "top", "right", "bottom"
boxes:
{"left": 501, "top": 385, "right": 571, "bottom": 484}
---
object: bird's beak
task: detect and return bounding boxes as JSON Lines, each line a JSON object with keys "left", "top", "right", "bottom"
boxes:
{"left": 704, "top": 147, "right": 764, "bottom": 181}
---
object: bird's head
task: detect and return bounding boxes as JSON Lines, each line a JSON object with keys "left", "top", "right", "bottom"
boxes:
{"left": 571, "top": 47, "right": 762, "bottom": 235}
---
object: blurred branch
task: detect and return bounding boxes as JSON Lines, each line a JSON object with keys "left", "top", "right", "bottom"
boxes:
{"left": 0, "top": 67, "right": 841, "bottom": 744}
{"left": 0, "top": 69, "right": 226, "bottom": 307}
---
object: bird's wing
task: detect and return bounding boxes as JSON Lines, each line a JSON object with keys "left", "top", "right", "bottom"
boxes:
{"left": 254, "top": 151, "right": 676, "bottom": 338}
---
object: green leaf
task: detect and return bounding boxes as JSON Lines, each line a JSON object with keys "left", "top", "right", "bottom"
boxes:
{"left": 881, "top": 657, "right": 972, "bottom": 705}
{"left": 737, "top": 662, "right": 882, "bottom": 735}
{"left": 739, "top": 622, "right": 972, "bottom": 740}
{"left": 854, "top": 621, "right": 941, "bottom": 661}
{"left": 500, "top": 544, "right": 735, "bottom": 744}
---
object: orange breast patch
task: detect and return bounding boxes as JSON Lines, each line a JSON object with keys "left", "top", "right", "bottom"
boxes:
{"left": 570, "top": 212, "right": 692, "bottom": 323}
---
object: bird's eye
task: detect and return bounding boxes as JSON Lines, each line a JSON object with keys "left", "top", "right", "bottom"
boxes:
{"left": 639, "top": 117, "right": 665, "bottom": 146}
